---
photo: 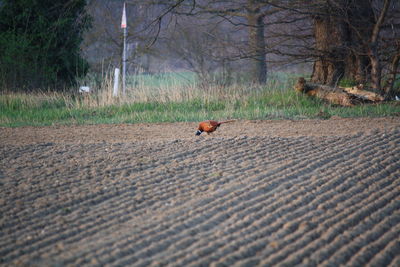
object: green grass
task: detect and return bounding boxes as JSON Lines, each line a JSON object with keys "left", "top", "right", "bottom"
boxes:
{"left": 128, "top": 71, "right": 197, "bottom": 88}
{"left": 1, "top": 72, "right": 399, "bottom": 127}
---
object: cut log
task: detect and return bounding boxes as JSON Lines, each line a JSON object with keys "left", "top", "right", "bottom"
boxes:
{"left": 294, "top": 77, "right": 355, "bottom": 106}
{"left": 294, "top": 77, "right": 384, "bottom": 106}
{"left": 340, "top": 84, "right": 384, "bottom": 102}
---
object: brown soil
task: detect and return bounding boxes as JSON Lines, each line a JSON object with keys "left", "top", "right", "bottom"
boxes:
{"left": 1, "top": 117, "right": 399, "bottom": 145}
{"left": 1, "top": 117, "right": 399, "bottom": 266}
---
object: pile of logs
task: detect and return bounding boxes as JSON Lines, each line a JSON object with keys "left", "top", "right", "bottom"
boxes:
{"left": 294, "top": 77, "right": 384, "bottom": 107}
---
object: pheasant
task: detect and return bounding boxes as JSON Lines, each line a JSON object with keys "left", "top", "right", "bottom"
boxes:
{"left": 195, "top": 120, "right": 236, "bottom": 136}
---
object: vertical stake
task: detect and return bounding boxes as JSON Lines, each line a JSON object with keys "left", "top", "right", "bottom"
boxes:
{"left": 121, "top": 2, "right": 127, "bottom": 96}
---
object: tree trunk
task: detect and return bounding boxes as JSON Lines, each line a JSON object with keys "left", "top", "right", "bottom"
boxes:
{"left": 311, "top": 0, "right": 377, "bottom": 86}
{"left": 345, "top": 0, "right": 375, "bottom": 84}
{"left": 311, "top": 14, "right": 348, "bottom": 86}
{"left": 247, "top": 0, "right": 267, "bottom": 84}
{"left": 383, "top": 48, "right": 400, "bottom": 98}
{"left": 344, "top": 52, "right": 370, "bottom": 84}
{"left": 368, "top": 43, "right": 382, "bottom": 91}
{"left": 368, "top": 0, "right": 391, "bottom": 93}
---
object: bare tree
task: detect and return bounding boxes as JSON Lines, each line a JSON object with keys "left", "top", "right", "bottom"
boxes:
{"left": 142, "top": 0, "right": 276, "bottom": 84}
{"left": 316, "top": 0, "right": 399, "bottom": 96}
{"left": 82, "top": 0, "right": 163, "bottom": 74}
{"left": 82, "top": 0, "right": 400, "bottom": 97}
{"left": 264, "top": 0, "right": 400, "bottom": 97}
{"left": 162, "top": 16, "right": 234, "bottom": 86}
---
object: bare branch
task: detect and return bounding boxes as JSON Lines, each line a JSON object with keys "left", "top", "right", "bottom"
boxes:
{"left": 371, "top": 0, "right": 391, "bottom": 43}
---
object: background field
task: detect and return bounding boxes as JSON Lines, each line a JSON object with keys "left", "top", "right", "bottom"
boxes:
{"left": 1, "top": 118, "right": 399, "bottom": 266}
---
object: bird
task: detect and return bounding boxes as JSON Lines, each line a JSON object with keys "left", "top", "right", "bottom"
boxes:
{"left": 195, "top": 120, "right": 236, "bottom": 136}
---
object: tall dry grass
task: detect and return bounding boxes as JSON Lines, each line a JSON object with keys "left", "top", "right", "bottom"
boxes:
{"left": 75, "top": 68, "right": 262, "bottom": 107}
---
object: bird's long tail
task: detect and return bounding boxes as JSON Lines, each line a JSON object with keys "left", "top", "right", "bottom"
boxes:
{"left": 219, "top": 119, "right": 236, "bottom": 124}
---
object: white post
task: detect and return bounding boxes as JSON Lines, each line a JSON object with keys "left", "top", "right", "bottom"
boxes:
{"left": 121, "top": 2, "right": 127, "bottom": 96}
{"left": 113, "top": 68, "right": 120, "bottom": 97}
{"left": 122, "top": 28, "right": 127, "bottom": 96}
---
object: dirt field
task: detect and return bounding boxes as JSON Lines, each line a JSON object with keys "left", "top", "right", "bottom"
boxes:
{"left": 1, "top": 117, "right": 400, "bottom": 266}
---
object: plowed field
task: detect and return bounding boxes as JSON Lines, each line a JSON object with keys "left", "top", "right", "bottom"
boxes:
{"left": 1, "top": 118, "right": 399, "bottom": 266}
